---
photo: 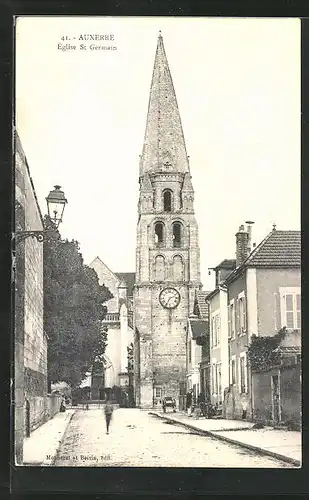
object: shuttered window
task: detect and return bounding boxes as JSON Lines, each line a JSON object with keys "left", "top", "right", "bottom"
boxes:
{"left": 280, "top": 288, "right": 301, "bottom": 330}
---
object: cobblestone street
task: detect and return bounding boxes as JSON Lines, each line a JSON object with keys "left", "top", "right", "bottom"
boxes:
{"left": 54, "top": 409, "right": 291, "bottom": 467}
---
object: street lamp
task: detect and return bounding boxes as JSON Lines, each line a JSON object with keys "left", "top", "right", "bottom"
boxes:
{"left": 14, "top": 185, "right": 68, "bottom": 244}
{"left": 46, "top": 185, "right": 68, "bottom": 228}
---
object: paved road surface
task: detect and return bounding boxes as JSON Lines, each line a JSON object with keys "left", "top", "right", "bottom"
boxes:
{"left": 55, "top": 409, "right": 291, "bottom": 467}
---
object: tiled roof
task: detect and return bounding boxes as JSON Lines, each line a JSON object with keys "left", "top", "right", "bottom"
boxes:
{"left": 246, "top": 230, "right": 301, "bottom": 267}
{"left": 196, "top": 291, "right": 211, "bottom": 319}
{"left": 206, "top": 285, "right": 226, "bottom": 301}
{"left": 189, "top": 319, "right": 208, "bottom": 340}
{"left": 214, "top": 259, "right": 236, "bottom": 270}
{"left": 115, "top": 272, "right": 136, "bottom": 297}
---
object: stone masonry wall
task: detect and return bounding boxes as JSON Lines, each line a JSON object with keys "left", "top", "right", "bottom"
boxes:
{"left": 252, "top": 364, "right": 301, "bottom": 427}
{"left": 20, "top": 144, "right": 47, "bottom": 390}
{"left": 24, "top": 394, "right": 61, "bottom": 435}
{"left": 15, "top": 133, "right": 48, "bottom": 452}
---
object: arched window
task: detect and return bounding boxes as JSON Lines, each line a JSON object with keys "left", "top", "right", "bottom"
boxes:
{"left": 172, "top": 222, "right": 182, "bottom": 248}
{"left": 155, "top": 255, "right": 165, "bottom": 281}
{"left": 173, "top": 255, "right": 184, "bottom": 281}
{"left": 163, "top": 190, "right": 172, "bottom": 212}
{"left": 154, "top": 222, "right": 164, "bottom": 247}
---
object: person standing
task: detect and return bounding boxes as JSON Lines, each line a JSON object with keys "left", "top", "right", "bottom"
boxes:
{"left": 186, "top": 390, "right": 192, "bottom": 417}
{"left": 104, "top": 400, "right": 114, "bottom": 434}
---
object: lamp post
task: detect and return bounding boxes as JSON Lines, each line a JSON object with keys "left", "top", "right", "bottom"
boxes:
{"left": 14, "top": 185, "right": 68, "bottom": 244}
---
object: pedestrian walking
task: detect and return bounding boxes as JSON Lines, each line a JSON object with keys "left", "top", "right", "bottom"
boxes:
{"left": 104, "top": 400, "right": 114, "bottom": 434}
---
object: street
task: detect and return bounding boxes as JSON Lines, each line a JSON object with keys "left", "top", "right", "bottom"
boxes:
{"left": 54, "top": 409, "right": 290, "bottom": 467}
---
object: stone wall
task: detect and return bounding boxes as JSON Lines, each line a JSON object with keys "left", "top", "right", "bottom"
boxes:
{"left": 134, "top": 283, "right": 191, "bottom": 407}
{"left": 252, "top": 363, "right": 301, "bottom": 427}
{"left": 251, "top": 369, "right": 276, "bottom": 423}
{"left": 14, "top": 132, "right": 49, "bottom": 461}
{"left": 24, "top": 394, "right": 61, "bottom": 435}
{"left": 223, "top": 385, "right": 252, "bottom": 421}
{"left": 280, "top": 363, "right": 301, "bottom": 426}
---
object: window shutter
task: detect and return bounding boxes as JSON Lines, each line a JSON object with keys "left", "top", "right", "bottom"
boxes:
{"left": 244, "top": 353, "right": 248, "bottom": 393}
{"left": 296, "top": 294, "right": 301, "bottom": 329}
{"left": 235, "top": 299, "right": 240, "bottom": 335}
{"left": 243, "top": 297, "right": 247, "bottom": 333}
{"left": 228, "top": 306, "right": 231, "bottom": 338}
{"left": 281, "top": 293, "right": 286, "bottom": 328}
{"left": 232, "top": 304, "right": 235, "bottom": 338}
{"left": 238, "top": 357, "right": 242, "bottom": 394}
{"left": 215, "top": 316, "right": 219, "bottom": 346}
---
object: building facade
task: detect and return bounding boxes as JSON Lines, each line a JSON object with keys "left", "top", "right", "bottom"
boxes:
{"left": 134, "top": 34, "right": 202, "bottom": 408}
{"left": 186, "top": 315, "right": 208, "bottom": 402}
{"left": 191, "top": 291, "right": 211, "bottom": 400}
{"left": 89, "top": 257, "right": 134, "bottom": 399}
{"left": 224, "top": 225, "right": 301, "bottom": 421}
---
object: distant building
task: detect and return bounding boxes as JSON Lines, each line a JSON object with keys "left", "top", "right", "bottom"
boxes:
{"left": 186, "top": 313, "right": 208, "bottom": 402}
{"left": 88, "top": 257, "right": 134, "bottom": 399}
{"left": 190, "top": 291, "right": 211, "bottom": 400}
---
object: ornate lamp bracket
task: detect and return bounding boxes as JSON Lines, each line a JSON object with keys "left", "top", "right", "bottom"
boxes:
{"left": 13, "top": 230, "right": 45, "bottom": 244}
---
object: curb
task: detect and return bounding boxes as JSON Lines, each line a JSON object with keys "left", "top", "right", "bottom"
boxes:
{"left": 149, "top": 412, "right": 301, "bottom": 467}
{"left": 49, "top": 410, "right": 76, "bottom": 466}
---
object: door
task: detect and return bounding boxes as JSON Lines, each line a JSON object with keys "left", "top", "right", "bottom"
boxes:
{"left": 271, "top": 374, "right": 280, "bottom": 424}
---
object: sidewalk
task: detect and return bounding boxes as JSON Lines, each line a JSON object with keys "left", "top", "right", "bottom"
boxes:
{"left": 150, "top": 411, "right": 301, "bottom": 467}
{"left": 23, "top": 409, "right": 76, "bottom": 466}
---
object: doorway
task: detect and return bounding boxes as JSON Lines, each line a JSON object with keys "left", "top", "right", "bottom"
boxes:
{"left": 271, "top": 374, "right": 281, "bottom": 424}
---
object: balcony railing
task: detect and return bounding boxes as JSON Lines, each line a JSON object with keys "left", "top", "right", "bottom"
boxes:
{"left": 103, "top": 313, "right": 120, "bottom": 323}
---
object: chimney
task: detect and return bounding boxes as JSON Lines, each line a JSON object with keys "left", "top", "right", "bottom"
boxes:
{"left": 236, "top": 224, "right": 249, "bottom": 267}
{"left": 245, "top": 221, "right": 255, "bottom": 255}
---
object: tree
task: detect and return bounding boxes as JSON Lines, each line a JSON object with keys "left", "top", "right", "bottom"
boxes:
{"left": 247, "top": 327, "right": 287, "bottom": 372}
{"left": 43, "top": 216, "right": 113, "bottom": 389}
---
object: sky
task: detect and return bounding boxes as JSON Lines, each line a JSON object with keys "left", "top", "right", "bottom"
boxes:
{"left": 15, "top": 17, "right": 301, "bottom": 290}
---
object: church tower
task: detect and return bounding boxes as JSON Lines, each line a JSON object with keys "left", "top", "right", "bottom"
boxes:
{"left": 133, "top": 33, "right": 202, "bottom": 408}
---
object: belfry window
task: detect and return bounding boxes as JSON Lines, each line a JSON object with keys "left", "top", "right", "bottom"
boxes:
{"left": 154, "top": 222, "right": 164, "bottom": 247}
{"left": 163, "top": 190, "right": 172, "bottom": 212}
{"left": 172, "top": 222, "right": 182, "bottom": 248}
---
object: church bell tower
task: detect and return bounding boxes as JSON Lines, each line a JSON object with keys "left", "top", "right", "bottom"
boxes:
{"left": 133, "top": 33, "right": 202, "bottom": 408}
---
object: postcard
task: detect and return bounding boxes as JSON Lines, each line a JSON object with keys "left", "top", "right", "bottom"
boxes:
{"left": 14, "top": 16, "right": 301, "bottom": 469}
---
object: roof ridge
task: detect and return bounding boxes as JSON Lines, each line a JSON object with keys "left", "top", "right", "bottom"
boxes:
{"left": 244, "top": 229, "right": 274, "bottom": 265}
{"left": 89, "top": 256, "right": 119, "bottom": 281}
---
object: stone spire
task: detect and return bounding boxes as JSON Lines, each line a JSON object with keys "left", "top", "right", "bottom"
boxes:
{"left": 139, "top": 33, "right": 190, "bottom": 177}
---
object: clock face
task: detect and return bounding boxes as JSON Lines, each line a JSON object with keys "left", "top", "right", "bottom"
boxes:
{"left": 159, "top": 287, "right": 180, "bottom": 309}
